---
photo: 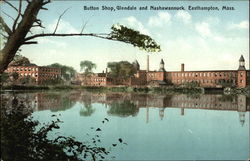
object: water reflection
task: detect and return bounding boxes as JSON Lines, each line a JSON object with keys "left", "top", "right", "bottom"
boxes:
{"left": 3, "top": 91, "right": 250, "bottom": 126}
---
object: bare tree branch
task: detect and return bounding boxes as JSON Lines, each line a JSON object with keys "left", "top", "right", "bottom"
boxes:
{"left": 0, "top": 16, "right": 12, "bottom": 35}
{"left": 25, "top": 0, "right": 31, "bottom": 3}
{"left": 33, "top": 19, "right": 45, "bottom": 29}
{"left": 24, "top": 33, "right": 111, "bottom": 42}
{"left": 80, "top": 20, "right": 88, "bottom": 34}
{"left": 53, "top": 8, "right": 70, "bottom": 34}
{"left": 42, "top": 0, "right": 51, "bottom": 5}
{"left": 2, "top": 11, "right": 15, "bottom": 21}
{"left": 12, "top": 0, "right": 22, "bottom": 31}
{"left": 23, "top": 41, "right": 38, "bottom": 45}
{"left": 0, "top": 32, "right": 8, "bottom": 39}
{"left": 41, "top": 7, "right": 48, "bottom": 10}
{"left": 2, "top": 0, "right": 19, "bottom": 12}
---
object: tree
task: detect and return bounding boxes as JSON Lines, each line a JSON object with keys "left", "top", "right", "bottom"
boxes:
{"left": 216, "top": 79, "right": 236, "bottom": 88}
{"left": 11, "top": 72, "right": 19, "bottom": 83}
{"left": 107, "top": 100, "right": 139, "bottom": 117}
{"left": 80, "top": 103, "right": 95, "bottom": 117}
{"left": 80, "top": 60, "right": 96, "bottom": 86}
{"left": 107, "top": 61, "right": 136, "bottom": 78}
{"left": 0, "top": 0, "right": 160, "bottom": 74}
{"left": 80, "top": 60, "right": 96, "bottom": 75}
{"left": 9, "top": 54, "right": 31, "bottom": 66}
{"left": 19, "top": 75, "right": 36, "bottom": 85}
{"left": 0, "top": 72, "right": 9, "bottom": 84}
{"left": 47, "top": 63, "right": 76, "bottom": 81}
{"left": 1, "top": 96, "right": 111, "bottom": 161}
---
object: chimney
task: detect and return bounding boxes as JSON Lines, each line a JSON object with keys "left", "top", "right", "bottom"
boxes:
{"left": 181, "top": 63, "right": 185, "bottom": 72}
{"left": 147, "top": 55, "right": 149, "bottom": 72}
{"left": 105, "top": 68, "right": 108, "bottom": 76}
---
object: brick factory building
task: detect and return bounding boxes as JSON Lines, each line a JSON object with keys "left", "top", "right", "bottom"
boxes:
{"left": 5, "top": 64, "right": 61, "bottom": 85}
{"left": 76, "top": 55, "right": 249, "bottom": 88}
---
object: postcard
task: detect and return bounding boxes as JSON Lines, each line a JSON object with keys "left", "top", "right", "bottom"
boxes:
{"left": 0, "top": 0, "right": 249, "bottom": 161}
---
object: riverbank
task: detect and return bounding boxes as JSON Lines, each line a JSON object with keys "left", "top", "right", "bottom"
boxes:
{"left": 1, "top": 85, "right": 203, "bottom": 94}
{"left": 224, "top": 86, "right": 250, "bottom": 96}
{"left": 1, "top": 85, "right": 250, "bottom": 96}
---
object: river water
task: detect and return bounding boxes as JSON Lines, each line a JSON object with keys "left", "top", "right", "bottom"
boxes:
{"left": 2, "top": 91, "right": 250, "bottom": 160}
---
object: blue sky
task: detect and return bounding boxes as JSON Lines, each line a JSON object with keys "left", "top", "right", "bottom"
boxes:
{"left": 1, "top": 1, "right": 249, "bottom": 72}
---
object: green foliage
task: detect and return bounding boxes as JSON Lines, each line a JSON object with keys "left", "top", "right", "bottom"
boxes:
{"left": 47, "top": 63, "right": 76, "bottom": 81}
{"left": 1, "top": 72, "right": 9, "bottom": 83}
{"left": 107, "top": 61, "right": 136, "bottom": 78}
{"left": 110, "top": 24, "right": 161, "bottom": 52}
{"left": 9, "top": 54, "right": 31, "bottom": 66}
{"left": 80, "top": 60, "right": 96, "bottom": 75}
{"left": 182, "top": 81, "right": 200, "bottom": 88}
{"left": 19, "top": 75, "right": 36, "bottom": 85}
{"left": 216, "top": 79, "right": 236, "bottom": 88}
{"left": 80, "top": 103, "right": 95, "bottom": 117}
{"left": 0, "top": 97, "right": 113, "bottom": 161}
{"left": 107, "top": 100, "right": 139, "bottom": 117}
{"left": 11, "top": 72, "right": 19, "bottom": 81}
{"left": 42, "top": 77, "right": 63, "bottom": 85}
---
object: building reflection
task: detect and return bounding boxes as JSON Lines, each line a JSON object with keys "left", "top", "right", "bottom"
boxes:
{"left": 3, "top": 91, "right": 249, "bottom": 126}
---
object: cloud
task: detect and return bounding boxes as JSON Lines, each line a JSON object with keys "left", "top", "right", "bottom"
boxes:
{"left": 195, "top": 22, "right": 212, "bottom": 37}
{"left": 148, "top": 12, "right": 171, "bottom": 27}
{"left": 120, "top": 16, "right": 149, "bottom": 35}
{"left": 229, "top": 20, "right": 249, "bottom": 30}
{"left": 47, "top": 19, "right": 78, "bottom": 33}
{"left": 175, "top": 11, "right": 191, "bottom": 24}
{"left": 194, "top": 17, "right": 225, "bottom": 42}
{"left": 37, "top": 37, "right": 67, "bottom": 48}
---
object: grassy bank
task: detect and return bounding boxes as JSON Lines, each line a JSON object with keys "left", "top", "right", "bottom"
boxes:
{"left": 226, "top": 86, "right": 250, "bottom": 96}
{"left": 1, "top": 85, "right": 203, "bottom": 94}
{"left": 2, "top": 84, "right": 249, "bottom": 95}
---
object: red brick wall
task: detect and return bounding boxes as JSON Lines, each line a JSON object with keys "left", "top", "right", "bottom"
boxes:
{"left": 38, "top": 67, "right": 61, "bottom": 84}
{"left": 146, "top": 71, "right": 165, "bottom": 82}
{"left": 237, "top": 70, "right": 247, "bottom": 88}
{"left": 5, "top": 66, "right": 61, "bottom": 85}
{"left": 166, "top": 71, "right": 238, "bottom": 87}
{"left": 5, "top": 66, "right": 39, "bottom": 83}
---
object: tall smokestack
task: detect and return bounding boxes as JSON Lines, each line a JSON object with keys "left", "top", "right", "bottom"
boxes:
{"left": 147, "top": 55, "right": 149, "bottom": 72}
{"left": 181, "top": 63, "right": 185, "bottom": 72}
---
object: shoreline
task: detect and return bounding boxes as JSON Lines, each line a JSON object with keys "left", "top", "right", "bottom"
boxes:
{"left": 1, "top": 85, "right": 249, "bottom": 96}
